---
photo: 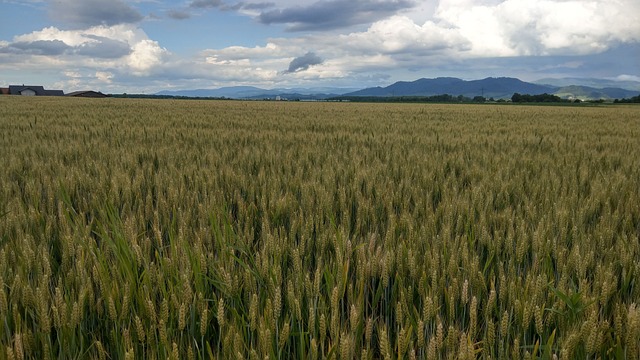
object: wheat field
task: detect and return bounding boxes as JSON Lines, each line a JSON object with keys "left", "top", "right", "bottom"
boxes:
{"left": 1, "top": 97, "right": 639, "bottom": 359}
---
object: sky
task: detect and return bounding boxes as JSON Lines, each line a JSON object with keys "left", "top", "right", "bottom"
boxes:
{"left": 0, "top": 0, "right": 639, "bottom": 93}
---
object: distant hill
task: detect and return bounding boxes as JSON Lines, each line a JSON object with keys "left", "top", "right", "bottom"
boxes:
{"left": 242, "top": 93, "right": 342, "bottom": 100}
{"left": 156, "top": 86, "right": 272, "bottom": 98}
{"left": 535, "top": 77, "right": 640, "bottom": 92}
{"left": 343, "top": 77, "right": 556, "bottom": 99}
{"left": 156, "top": 86, "right": 358, "bottom": 99}
{"left": 553, "top": 85, "right": 638, "bottom": 100}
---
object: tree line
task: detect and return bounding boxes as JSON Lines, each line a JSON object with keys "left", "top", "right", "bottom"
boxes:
{"left": 510, "top": 93, "right": 571, "bottom": 103}
{"left": 613, "top": 94, "right": 640, "bottom": 103}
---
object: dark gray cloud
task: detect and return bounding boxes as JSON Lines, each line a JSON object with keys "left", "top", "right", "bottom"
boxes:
{"left": 286, "top": 52, "right": 323, "bottom": 73}
{"left": 167, "top": 9, "right": 191, "bottom": 20}
{"left": 49, "top": 0, "right": 143, "bottom": 28}
{"left": 190, "top": 0, "right": 224, "bottom": 8}
{"left": 259, "top": 0, "right": 415, "bottom": 31}
{"left": 240, "top": 2, "right": 276, "bottom": 10}
{"left": 221, "top": 3, "right": 244, "bottom": 11}
{"left": 1, "top": 40, "right": 71, "bottom": 56}
{"left": 171, "top": 0, "right": 227, "bottom": 20}
{"left": 181, "top": 1, "right": 275, "bottom": 15}
{"left": 221, "top": 2, "right": 275, "bottom": 11}
{"left": 0, "top": 36, "right": 131, "bottom": 59}
{"left": 75, "top": 35, "right": 132, "bottom": 58}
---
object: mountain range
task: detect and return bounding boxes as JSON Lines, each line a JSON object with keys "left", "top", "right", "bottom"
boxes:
{"left": 155, "top": 77, "right": 640, "bottom": 100}
{"left": 156, "top": 86, "right": 357, "bottom": 100}
{"left": 343, "top": 77, "right": 555, "bottom": 99}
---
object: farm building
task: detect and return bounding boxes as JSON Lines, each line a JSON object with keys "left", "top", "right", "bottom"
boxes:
{"left": 66, "top": 90, "right": 108, "bottom": 98}
{"left": 0, "top": 88, "right": 9, "bottom": 95}
{"left": 8, "top": 85, "right": 64, "bottom": 96}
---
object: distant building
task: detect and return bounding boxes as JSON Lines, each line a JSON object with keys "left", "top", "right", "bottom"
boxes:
{"left": 66, "top": 90, "right": 108, "bottom": 98}
{"left": 0, "top": 88, "right": 9, "bottom": 95}
{"left": 8, "top": 85, "right": 64, "bottom": 96}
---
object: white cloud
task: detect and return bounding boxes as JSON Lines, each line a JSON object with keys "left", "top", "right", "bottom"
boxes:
{"left": 340, "top": 15, "right": 469, "bottom": 55}
{"left": 96, "top": 71, "right": 113, "bottom": 83}
{"left": 233, "top": 0, "right": 639, "bottom": 58}
{"left": 15, "top": 27, "right": 87, "bottom": 47}
{"left": 6, "top": 24, "right": 168, "bottom": 75}
{"left": 128, "top": 39, "right": 168, "bottom": 74}
{"left": 203, "top": 42, "right": 285, "bottom": 61}
{"left": 435, "top": 0, "right": 640, "bottom": 56}
{"left": 205, "top": 57, "right": 252, "bottom": 66}
{"left": 64, "top": 71, "right": 82, "bottom": 78}
{"left": 616, "top": 74, "right": 640, "bottom": 82}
